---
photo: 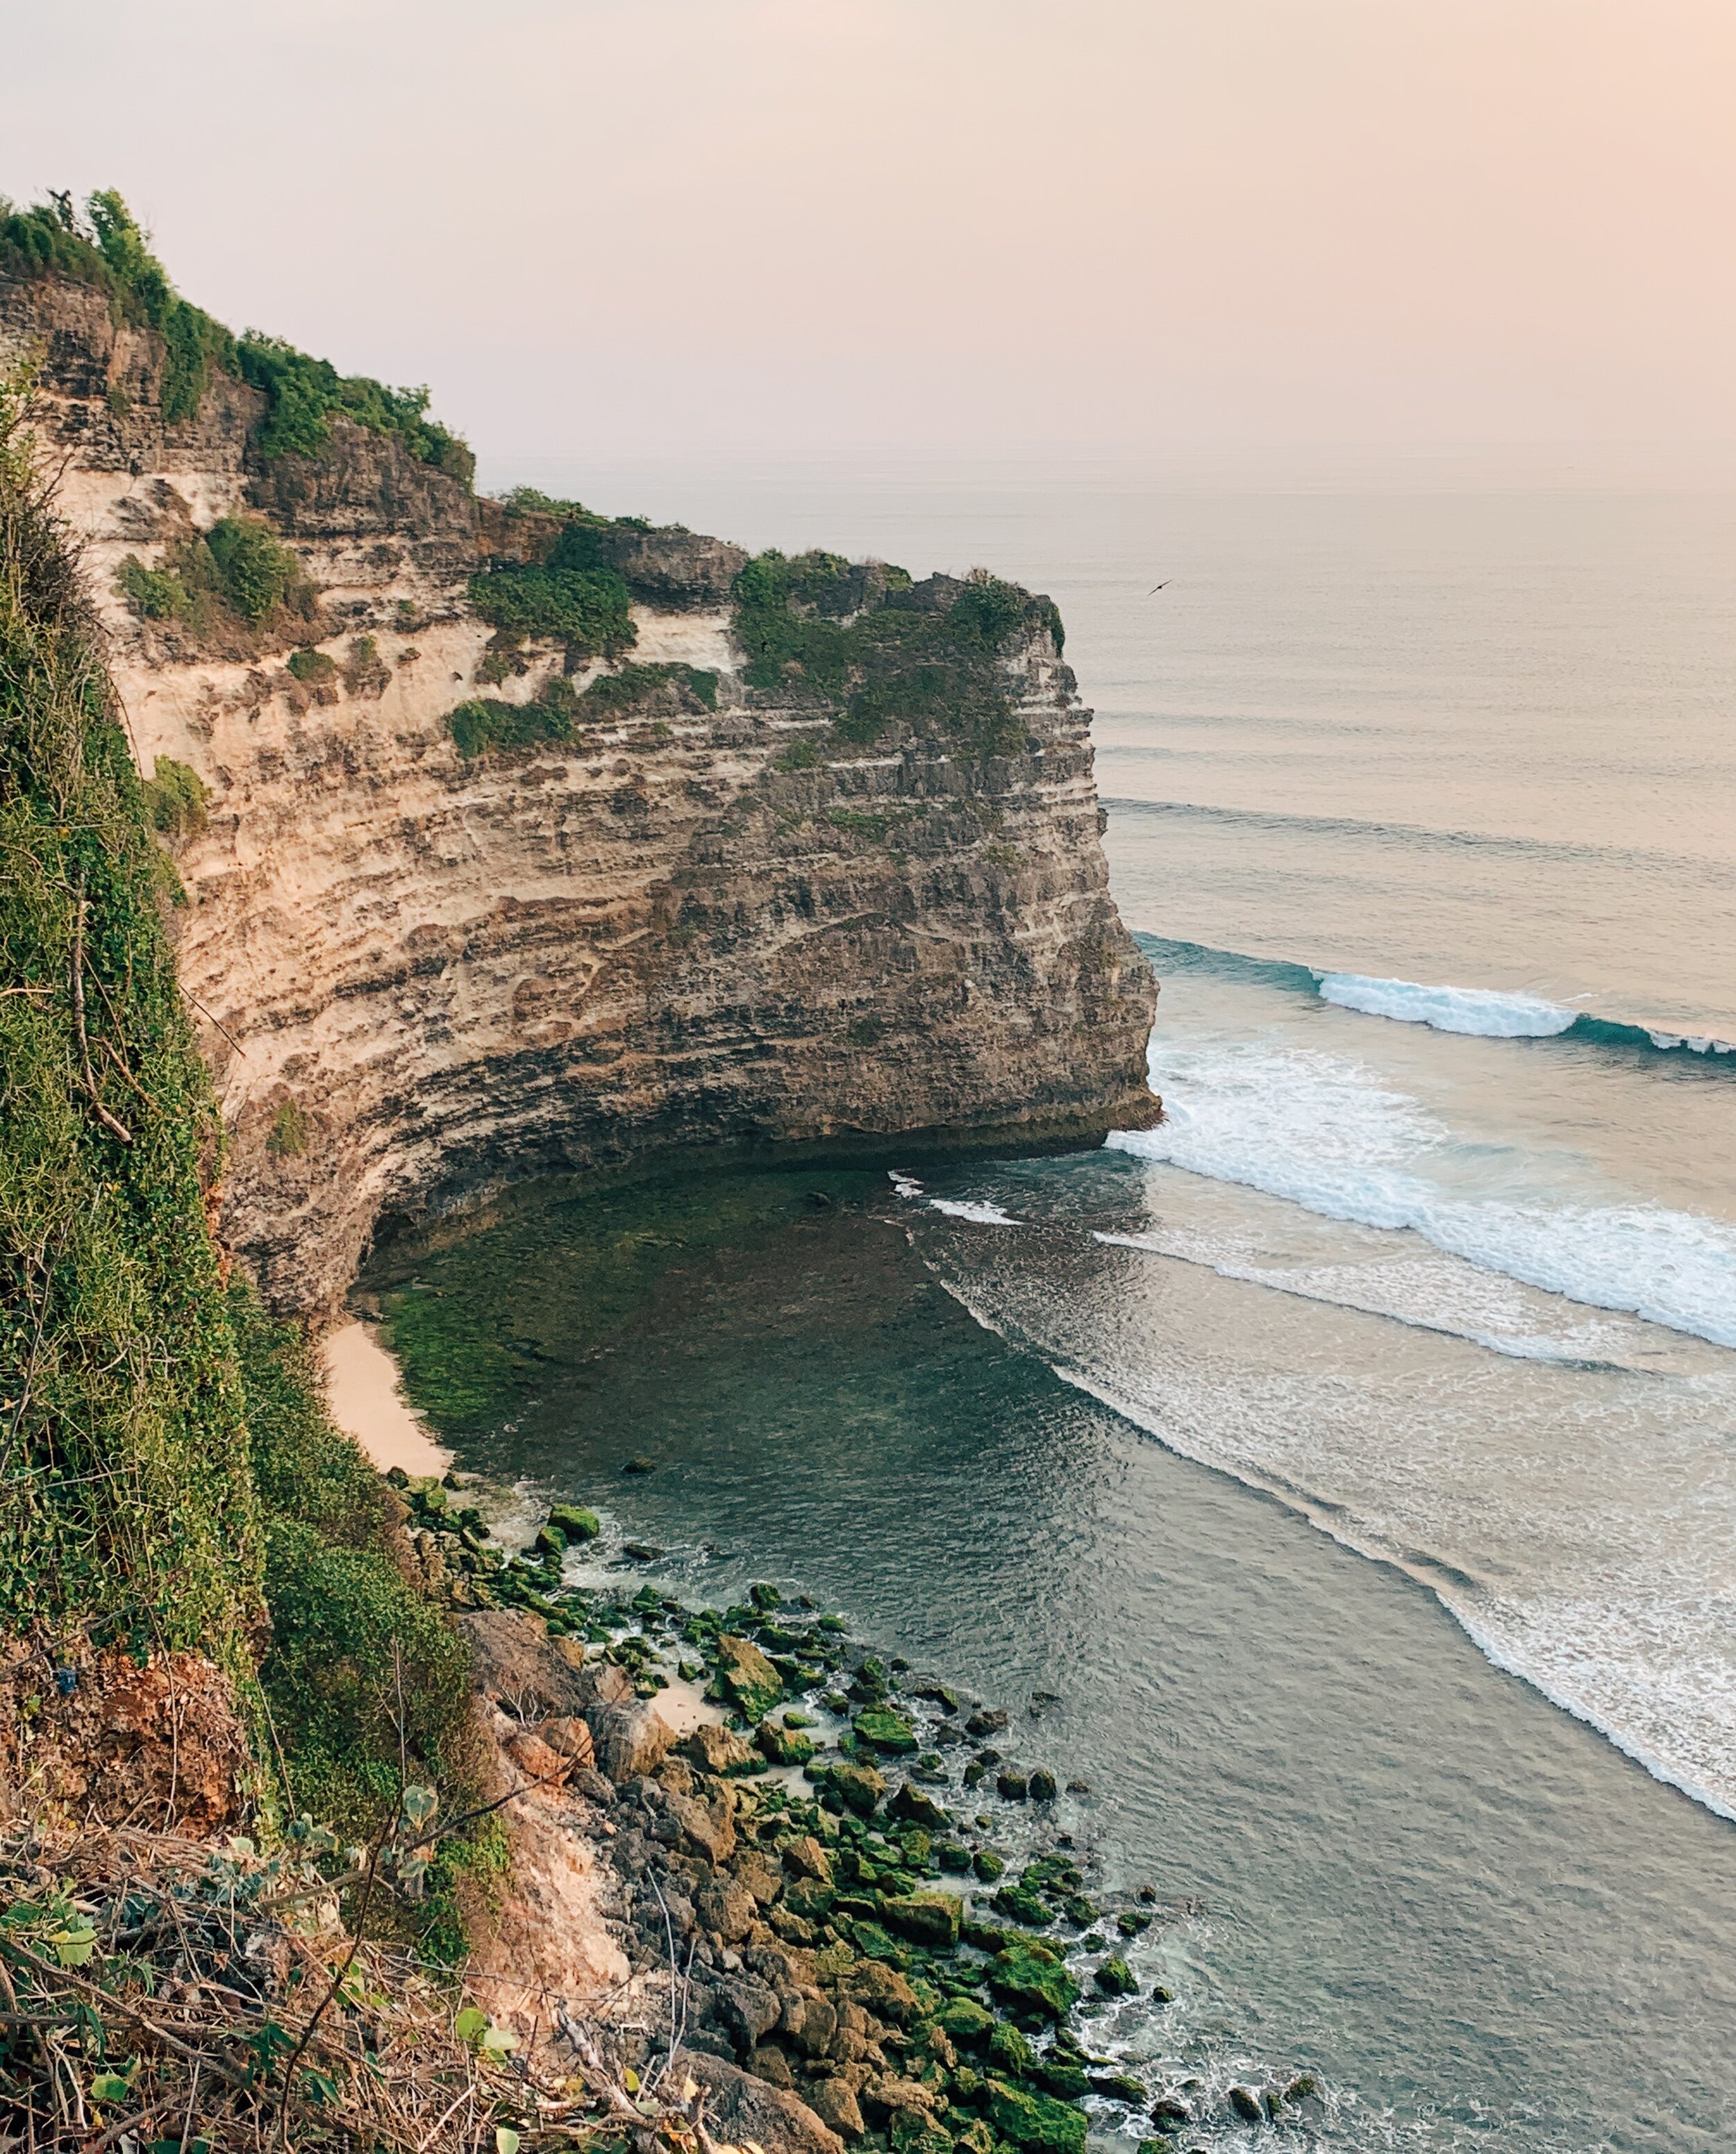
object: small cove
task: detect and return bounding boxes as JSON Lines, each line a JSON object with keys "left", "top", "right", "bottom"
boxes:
{"left": 362, "top": 1162, "right": 1736, "bottom": 2153}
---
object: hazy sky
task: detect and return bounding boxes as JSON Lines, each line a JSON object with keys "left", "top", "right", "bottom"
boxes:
{"left": 6, "top": 1, "right": 1735, "bottom": 465}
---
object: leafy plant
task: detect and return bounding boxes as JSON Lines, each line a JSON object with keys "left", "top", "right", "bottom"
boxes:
{"left": 731, "top": 551, "right": 1055, "bottom": 755}
{"left": 140, "top": 754, "right": 209, "bottom": 839}
{"left": 286, "top": 646, "right": 336, "bottom": 684}
{"left": 266, "top": 1099, "right": 309, "bottom": 1158}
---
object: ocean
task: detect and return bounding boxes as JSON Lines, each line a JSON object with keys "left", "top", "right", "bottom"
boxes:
{"left": 385, "top": 453, "right": 1736, "bottom": 2148}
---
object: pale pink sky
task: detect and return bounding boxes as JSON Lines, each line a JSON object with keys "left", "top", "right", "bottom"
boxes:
{"left": 6, "top": 1, "right": 1735, "bottom": 461}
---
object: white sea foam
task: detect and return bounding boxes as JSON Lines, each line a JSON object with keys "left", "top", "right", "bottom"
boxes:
{"left": 928, "top": 1197, "right": 1021, "bottom": 1226}
{"left": 887, "top": 1170, "right": 925, "bottom": 1198}
{"left": 1647, "top": 1028, "right": 1736, "bottom": 1055}
{"left": 1317, "top": 971, "right": 1576, "bottom": 1037}
{"left": 1109, "top": 1040, "right": 1736, "bottom": 1350}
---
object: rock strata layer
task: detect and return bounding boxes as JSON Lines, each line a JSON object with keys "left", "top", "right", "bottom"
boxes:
{"left": 6, "top": 276, "right": 1158, "bottom": 1315}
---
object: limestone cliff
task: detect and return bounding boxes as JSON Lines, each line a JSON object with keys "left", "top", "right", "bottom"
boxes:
{"left": 4, "top": 268, "right": 1157, "bottom": 1318}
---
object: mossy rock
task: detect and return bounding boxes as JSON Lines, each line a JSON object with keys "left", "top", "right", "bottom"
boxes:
{"left": 880, "top": 1891, "right": 961, "bottom": 1948}
{"left": 1032, "top": 2060, "right": 1090, "bottom": 2100}
{"left": 850, "top": 1919, "right": 906, "bottom": 1965}
{"left": 986, "top": 2023, "right": 1035, "bottom": 2077}
{"left": 888, "top": 1781, "right": 949, "bottom": 1828}
{"left": 1094, "top": 1955, "right": 1138, "bottom": 1998}
{"left": 936, "top": 1997, "right": 995, "bottom": 2047}
{"left": 1090, "top": 2073, "right": 1149, "bottom": 2105}
{"left": 784, "top": 1877, "right": 837, "bottom": 1920}
{"left": 935, "top": 1841, "right": 972, "bottom": 1873}
{"left": 1061, "top": 1895, "right": 1099, "bottom": 1928}
{"left": 828, "top": 1762, "right": 887, "bottom": 1817}
{"left": 854, "top": 1708, "right": 919, "bottom": 1754}
{"left": 993, "top": 1886, "right": 1051, "bottom": 1928}
{"left": 971, "top": 1849, "right": 1006, "bottom": 1882}
{"left": 987, "top": 2082, "right": 1087, "bottom": 2154}
{"left": 985, "top": 1945, "right": 1078, "bottom": 2023}
{"left": 718, "top": 1633, "right": 784, "bottom": 1719}
{"left": 548, "top": 1504, "right": 601, "bottom": 1541}
{"left": 758, "top": 1718, "right": 817, "bottom": 1767}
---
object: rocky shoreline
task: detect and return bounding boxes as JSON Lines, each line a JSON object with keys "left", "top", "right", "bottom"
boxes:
{"left": 397, "top": 1469, "right": 1321, "bottom": 2152}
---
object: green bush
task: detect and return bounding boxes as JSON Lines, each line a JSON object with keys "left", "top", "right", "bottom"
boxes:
{"left": 286, "top": 646, "right": 336, "bottom": 683}
{"left": 204, "top": 515, "right": 299, "bottom": 625}
{"left": 140, "top": 754, "right": 209, "bottom": 839}
{"left": 115, "top": 553, "right": 190, "bottom": 620}
{"left": 731, "top": 552, "right": 1054, "bottom": 755}
{"left": 466, "top": 556, "right": 635, "bottom": 660}
{"left": 0, "top": 361, "right": 262, "bottom": 1661}
{"left": 446, "top": 694, "right": 574, "bottom": 759}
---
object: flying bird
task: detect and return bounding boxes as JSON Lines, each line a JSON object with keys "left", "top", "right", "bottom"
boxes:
{"left": 1146, "top": 581, "right": 1171, "bottom": 595}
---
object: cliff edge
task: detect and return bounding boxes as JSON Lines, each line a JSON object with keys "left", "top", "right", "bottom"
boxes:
{"left": 3, "top": 211, "right": 1157, "bottom": 1317}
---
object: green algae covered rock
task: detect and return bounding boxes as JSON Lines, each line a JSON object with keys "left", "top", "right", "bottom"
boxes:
{"left": 757, "top": 1718, "right": 816, "bottom": 1767}
{"left": 985, "top": 1944, "right": 1079, "bottom": 2023}
{"left": 936, "top": 1996, "right": 995, "bottom": 2046}
{"left": 880, "top": 1890, "right": 962, "bottom": 1948}
{"left": 987, "top": 2082, "right": 1087, "bottom": 2154}
{"left": 993, "top": 1885, "right": 1051, "bottom": 1928}
{"left": 831, "top": 1761, "right": 887, "bottom": 1815}
{"left": 717, "top": 1633, "right": 784, "bottom": 1719}
{"left": 854, "top": 1707, "right": 919, "bottom": 1754}
{"left": 548, "top": 1503, "right": 601, "bottom": 1542}
{"left": 1094, "top": 1954, "right": 1138, "bottom": 1998}
{"left": 987, "top": 2022, "right": 1035, "bottom": 2077}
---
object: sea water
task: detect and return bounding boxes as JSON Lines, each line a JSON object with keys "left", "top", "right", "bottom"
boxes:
{"left": 381, "top": 453, "right": 1736, "bottom": 2148}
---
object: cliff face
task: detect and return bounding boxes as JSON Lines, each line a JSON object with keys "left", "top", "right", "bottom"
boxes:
{"left": 6, "top": 276, "right": 1157, "bottom": 1317}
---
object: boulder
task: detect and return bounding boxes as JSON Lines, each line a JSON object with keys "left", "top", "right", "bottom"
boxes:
{"left": 1090, "top": 2073, "right": 1149, "bottom": 2105}
{"left": 995, "top": 1771, "right": 1029, "bottom": 1801}
{"left": 1094, "top": 1955, "right": 1137, "bottom": 1998}
{"left": 809, "top": 2076, "right": 866, "bottom": 2140}
{"left": 731, "top": 1849, "right": 785, "bottom": 1906}
{"left": 784, "top": 1835, "right": 833, "bottom": 1884}
{"left": 548, "top": 1504, "right": 600, "bottom": 1541}
{"left": 783, "top": 1877, "right": 837, "bottom": 1920}
{"left": 848, "top": 1960, "right": 919, "bottom": 2026}
{"left": 783, "top": 1989, "right": 838, "bottom": 2057}
{"left": 965, "top": 1709, "right": 1008, "bottom": 1737}
{"left": 668, "top": 1790, "right": 737, "bottom": 1868}
{"left": 1027, "top": 1770, "right": 1057, "bottom": 1801}
{"left": 699, "top": 1880, "right": 761, "bottom": 1946}
{"left": 987, "top": 2082, "right": 1087, "bottom": 2154}
{"left": 935, "top": 1996, "right": 994, "bottom": 2046}
{"left": 878, "top": 1892, "right": 961, "bottom": 1948}
{"left": 987, "top": 2023, "right": 1035, "bottom": 2076}
{"left": 717, "top": 1635, "right": 784, "bottom": 1719}
{"left": 853, "top": 1709, "right": 917, "bottom": 1755}
{"left": 504, "top": 1730, "right": 570, "bottom": 1787}
{"left": 887, "top": 1783, "right": 949, "bottom": 1830}
{"left": 588, "top": 1698, "right": 677, "bottom": 1782}
{"left": 748, "top": 2044, "right": 796, "bottom": 2089}
{"left": 985, "top": 1945, "right": 1079, "bottom": 2023}
{"left": 682, "top": 2050, "right": 845, "bottom": 2154}
{"left": 713, "top": 1973, "right": 783, "bottom": 2046}
{"left": 539, "top": 1716, "right": 596, "bottom": 1767}
{"left": 1228, "top": 2087, "right": 1262, "bottom": 2123}
{"left": 992, "top": 1886, "right": 1050, "bottom": 1928}
{"left": 686, "top": 1723, "right": 759, "bottom": 1776}
{"left": 459, "top": 1610, "right": 593, "bottom": 1718}
{"left": 830, "top": 1762, "right": 886, "bottom": 1817}
{"left": 758, "top": 1719, "right": 817, "bottom": 1767}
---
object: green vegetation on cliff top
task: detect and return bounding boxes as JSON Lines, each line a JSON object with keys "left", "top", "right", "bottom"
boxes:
{"left": 0, "top": 190, "right": 471, "bottom": 478}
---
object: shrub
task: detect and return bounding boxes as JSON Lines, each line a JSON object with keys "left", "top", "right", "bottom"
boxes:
{"left": 466, "top": 556, "right": 635, "bottom": 660}
{"left": 776, "top": 737, "right": 821, "bottom": 770}
{"left": 0, "top": 360, "right": 262, "bottom": 1662}
{"left": 285, "top": 646, "right": 336, "bottom": 683}
{"left": 731, "top": 551, "right": 1051, "bottom": 755}
{"left": 204, "top": 515, "right": 299, "bottom": 624}
{"left": 115, "top": 553, "right": 190, "bottom": 620}
{"left": 446, "top": 694, "right": 574, "bottom": 760}
{"left": 140, "top": 754, "right": 209, "bottom": 839}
